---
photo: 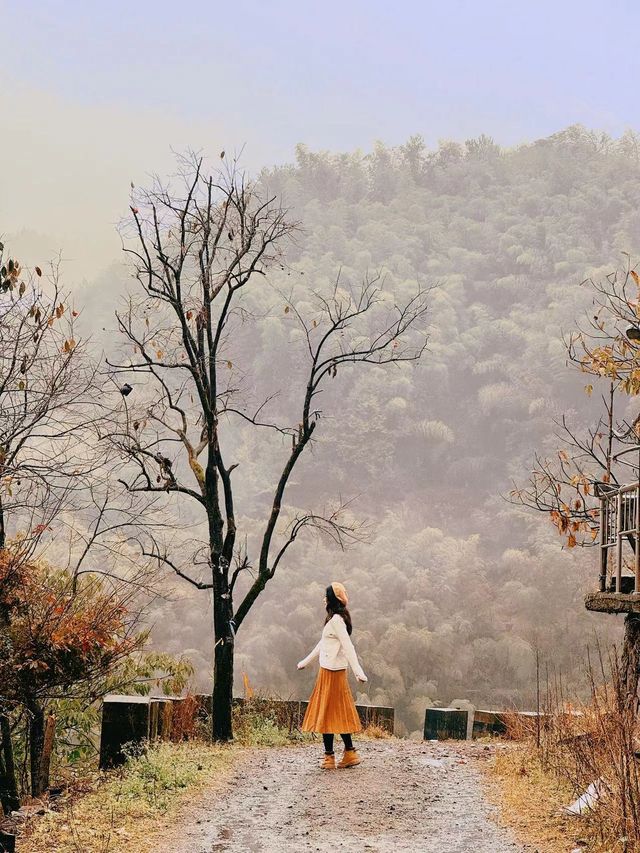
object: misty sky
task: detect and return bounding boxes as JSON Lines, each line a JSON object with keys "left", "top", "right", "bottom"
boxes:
{"left": 4, "top": 0, "right": 640, "bottom": 279}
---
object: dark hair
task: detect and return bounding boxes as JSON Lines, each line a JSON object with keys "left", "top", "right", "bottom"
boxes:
{"left": 325, "top": 585, "right": 353, "bottom": 635}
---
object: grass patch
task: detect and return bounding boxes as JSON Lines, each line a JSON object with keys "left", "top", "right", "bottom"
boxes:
{"left": 231, "top": 698, "right": 314, "bottom": 747}
{"left": 484, "top": 744, "right": 589, "bottom": 853}
{"left": 231, "top": 710, "right": 293, "bottom": 747}
{"left": 22, "top": 741, "right": 234, "bottom": 853}
{"left": 20, "top": 707, "right": 312, "bottom": 852}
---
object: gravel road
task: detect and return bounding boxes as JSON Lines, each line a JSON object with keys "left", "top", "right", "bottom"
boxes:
{"left": 168, "top": 739, "right": 526, "bottom": 853}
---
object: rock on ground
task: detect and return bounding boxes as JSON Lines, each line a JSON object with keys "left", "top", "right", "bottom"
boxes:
{"left": 167, "top": 739, "right": 525, "bottom": 853}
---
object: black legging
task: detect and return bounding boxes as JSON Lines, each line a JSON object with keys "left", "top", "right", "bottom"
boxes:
{"left": 323, "top": 733, "right": 353, "bottom": 754}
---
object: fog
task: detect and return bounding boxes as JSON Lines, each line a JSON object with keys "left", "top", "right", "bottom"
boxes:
{"left": 73, "top": 129, "right": 636, "bottom": 735}
{"left": 5, "top": 1, "right": 639, "bottom": 736}
{"left": 5, "top": 0, "right": 638, "bottom": 278}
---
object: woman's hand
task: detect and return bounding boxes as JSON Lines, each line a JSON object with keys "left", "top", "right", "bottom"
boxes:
{"left": 356, "top": 674, "right": 368, "bottom": 683}
{"left": 297, "top": 661, "right": 305, "bottom": 670}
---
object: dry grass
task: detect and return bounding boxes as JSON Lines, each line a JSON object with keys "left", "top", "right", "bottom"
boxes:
{"left": 361, "top": 723, "right": 393, "bottom": 739}
{"left": 485, "top": 642, "right": 640, "bottom": 853}
{"left": 21, "top": 741, "right": 235, "bottom": 853}
{"left": 485, "top": 744, "right": 581, "bottom": 853}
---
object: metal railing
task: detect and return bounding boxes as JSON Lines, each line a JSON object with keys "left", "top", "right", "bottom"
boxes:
{"left": 598, "top": 481, "right": 640, "bottom": 594}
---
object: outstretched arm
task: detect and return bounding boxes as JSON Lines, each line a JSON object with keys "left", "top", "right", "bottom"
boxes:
{"left": 297, "top": 640, "right": 321, "bottom": 669}
{"left": 332, "top": 616, "right": 367, "bottom": 681}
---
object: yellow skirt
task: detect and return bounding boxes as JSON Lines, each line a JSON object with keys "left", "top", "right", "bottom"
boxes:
{"left": 301, "top": 667, "right": 362, "bottom": 734}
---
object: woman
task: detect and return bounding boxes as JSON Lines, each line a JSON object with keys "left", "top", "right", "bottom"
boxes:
{"left": 297, "top": 582, "right": 368, "bottom": 769}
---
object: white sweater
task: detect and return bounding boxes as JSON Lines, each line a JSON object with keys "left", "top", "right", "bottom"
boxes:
{"left": 298, "top": 614, "right": 368, "bottom": 681}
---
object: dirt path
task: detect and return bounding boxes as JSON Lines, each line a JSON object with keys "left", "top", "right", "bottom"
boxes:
{"left": 168, "top": 739, "right": 527, "bottom": 853}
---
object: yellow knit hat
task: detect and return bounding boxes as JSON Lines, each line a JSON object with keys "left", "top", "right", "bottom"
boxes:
{"left": 331, "top": 582, "right": 349, "bottom": 606}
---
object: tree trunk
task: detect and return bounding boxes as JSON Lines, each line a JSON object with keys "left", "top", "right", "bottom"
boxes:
{"left": 38, "top": 714, "right": 55, "bottom": 795}
{"left": 0, "top": 829, "right": 16, "bottom": 853}
{"left": 212, "top": 638, "right": 234, "bottom": 741}
{"left": 0, "top": 507, "right": 19, "bottom": 815}
{"left": 210, "top": 540, "right": 235, "bottom": 741}
{"left": 0, "top": 715, "right": 19, "bottom": 816}
{"left": 621, "top": 612, "right": 640, "bottom": 714}
{"left": 28, "top": 701, "right": 45, "bottom": 798}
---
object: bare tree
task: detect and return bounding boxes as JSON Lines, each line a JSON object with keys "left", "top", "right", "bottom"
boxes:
{"left": 0, "top": 247, "right": 158, "bottom": 808}
{"left": 108, "top": 152, "right": 430, "bottom": 740}
{"left": 0, "top": 249, "right": 98, "bottom": 810}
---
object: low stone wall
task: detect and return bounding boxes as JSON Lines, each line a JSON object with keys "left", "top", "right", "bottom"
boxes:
{"left": 99, "top": 694, "right": 395, "bottom": 768}
{"left": 472, "top": 709, "right": 508, "bottom": 737}
{"left": 424, "top": 707, "right": 545, "bottom": 741}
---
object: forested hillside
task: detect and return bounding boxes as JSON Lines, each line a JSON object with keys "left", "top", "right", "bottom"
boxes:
{"left": 119, "top": 126, "right": 640, "bottom": 735}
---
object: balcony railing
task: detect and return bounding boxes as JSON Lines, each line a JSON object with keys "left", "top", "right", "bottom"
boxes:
{"left": 597, "top": 481, "right": 640, "bottom": 594}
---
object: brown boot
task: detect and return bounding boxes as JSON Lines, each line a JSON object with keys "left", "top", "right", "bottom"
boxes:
{"left": 337, "top": 749, "right": 361, "bottom": 769}
{"left": 321, "top": 753, "right": 336, "bottom": 770}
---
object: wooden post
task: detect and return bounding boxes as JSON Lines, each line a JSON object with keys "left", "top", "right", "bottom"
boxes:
{"left": 535, "top": 648, "right": 541, "bottom": 749}
{"left": 617, "top": 491, "right": 623, "bottom": 594}
{"left": 635, "top": 485, "right": 640, "bottom": 595}
{"left": 600, "top": 497, "right": 607, "bottom": 592}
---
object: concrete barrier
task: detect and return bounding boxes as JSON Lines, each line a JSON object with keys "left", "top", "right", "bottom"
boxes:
{"left": 472, "top": 709, "right": 508, "bottom": 737}
{"left": 424, "top": 707, "right": 469, "bottom": 740}
{"left": 472, "top": 709, "right": 549, "bottom": 738}
{"left": 424, "top": 706, "right": 547, "bottom": 740}
{"left": 99, "top": 695, "right": 153, "bottom": 769}
{"left": 99, "top": 694, "right": 394, "bottom": 768}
